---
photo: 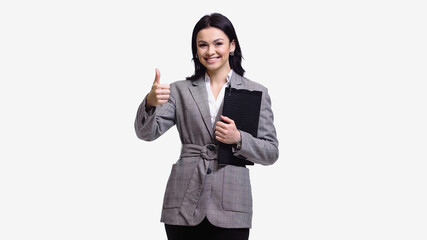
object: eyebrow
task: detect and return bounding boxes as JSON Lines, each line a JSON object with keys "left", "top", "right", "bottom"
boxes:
{"left": 197, "top": 38, "right": 225, "bottom": 43}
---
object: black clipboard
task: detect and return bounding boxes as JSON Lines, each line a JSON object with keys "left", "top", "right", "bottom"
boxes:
{"left": 217, "top": 86, "right": 262, "bottom": 166}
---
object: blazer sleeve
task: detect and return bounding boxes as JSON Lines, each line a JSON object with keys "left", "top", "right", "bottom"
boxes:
{"left": 134, "top": 84, "right": 176, "bottom": 141}
{"left": 233, "top": 88, "right": 279, "bottom": 166}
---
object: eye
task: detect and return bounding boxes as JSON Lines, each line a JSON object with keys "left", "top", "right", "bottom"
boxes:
{"left": 215, "top": 42, "right": 223, "bottom": 46}
{"left": 198, "top": 44, "right": 207, "bottom": 47}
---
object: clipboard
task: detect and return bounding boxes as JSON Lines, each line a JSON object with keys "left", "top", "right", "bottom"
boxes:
{"left": 217, "top": 86, "right": 262, "bottom": 166}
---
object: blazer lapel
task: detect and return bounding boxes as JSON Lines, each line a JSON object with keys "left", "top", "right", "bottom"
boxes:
{"left": 188, "top": 77, "right": 214, "bottom": 140}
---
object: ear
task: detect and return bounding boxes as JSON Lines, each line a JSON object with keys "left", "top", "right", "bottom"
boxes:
{"left": 230, "top": 39, "right": 236, "bottom": 53}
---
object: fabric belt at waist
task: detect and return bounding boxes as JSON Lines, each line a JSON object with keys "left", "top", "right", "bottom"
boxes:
{"left": 180, "top": 143, "right": 218, "bottom": 160}
{"left": 178, "top": 143, "right": 217, "bottom": 222}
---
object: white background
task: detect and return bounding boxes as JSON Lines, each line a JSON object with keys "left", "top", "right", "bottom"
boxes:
{"left": 1, "top": 0, "right": 426, "bottom": 239}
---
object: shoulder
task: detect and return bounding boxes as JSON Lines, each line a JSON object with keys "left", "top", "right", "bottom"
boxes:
{"left": 170, "top": 79, "right": 198, "bottom": 88}
{"left": 168, "top": 79, "right": 200, "bottom": 100}
{"left": 234, "top": 74, "right": 268, "bottom": 93}
{"left": 168, "top": 79, "right": 193, "bottom": 93}
{"left": 170, "top": 79, "right": 189, "bottom": 87}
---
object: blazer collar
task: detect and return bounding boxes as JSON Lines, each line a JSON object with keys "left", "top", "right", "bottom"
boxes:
{"left": 188, "top": 76, "right": 214, "bottom": 140}
{"left": 228, "top": 71, "right": 244, "bottom": 89}
{"left": 192, "top": 71, "right": 244, "bottom": 87}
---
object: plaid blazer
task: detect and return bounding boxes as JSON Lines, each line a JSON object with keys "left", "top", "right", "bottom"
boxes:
{"left": 134, "top": 73, "right": 279, "bottom": 228}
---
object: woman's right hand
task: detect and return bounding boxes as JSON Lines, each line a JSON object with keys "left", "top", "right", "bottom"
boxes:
{"left": 146, "top": 68, "right": 170, "bottom": 108}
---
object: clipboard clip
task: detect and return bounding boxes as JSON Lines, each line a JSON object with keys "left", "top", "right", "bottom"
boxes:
{"left": 227, "top": 82, "right": 232, "bottom": 96}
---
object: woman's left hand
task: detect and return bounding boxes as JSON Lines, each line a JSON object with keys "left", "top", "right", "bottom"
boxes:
{"left": 215, "top": 115, "right": 241, "bottom": 144}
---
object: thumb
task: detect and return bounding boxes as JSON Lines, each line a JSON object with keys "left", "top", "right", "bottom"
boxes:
{"left": 153, "top": 68, "right": 160, "bottom": 84}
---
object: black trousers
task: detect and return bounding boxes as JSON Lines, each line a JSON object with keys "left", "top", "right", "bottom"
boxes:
{"left": 165, "top": 218, "right": 250, "bottom": 240}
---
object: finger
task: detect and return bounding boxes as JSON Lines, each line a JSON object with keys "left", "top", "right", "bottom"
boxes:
{"left": 215, "top": 121, "right": 227, "bottom": 129}
{"left": 216, "top": 126, "right": 231, "bottom": 136}
{"left": 157, "top": 95, "right": 170, "bottom": 100}
{"left": 156, "top": 84, "right": 170, "bottom": 89}
{"left": 217, "top": 130, "right": 229, "bottom": 138}
{"left": 154, "top": 89, "right": 170, "bottom": 95}
{"left": 215, "top": 132, "right": 224, "bottom": 140}
{"left": 215, "top": 135, "right": 226, "bottom": 143}
{"left": 220, "top": 115, "right": 234, "bottom": 124}
{"left": 216, "top": 120, "right": 232, "bottom": 129}
{"left": 215, "top": 127, "right": 225, "bottom": 135}
{"left": 157, "top": 93, "right": 170, "bottom": 97}
{"left": 153, "top": 68, "right": 161, "bottom": 84}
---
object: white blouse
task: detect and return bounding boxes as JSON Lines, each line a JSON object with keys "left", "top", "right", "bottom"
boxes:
{"left": 204, "top": 70, "right": 233, "bottom": 128}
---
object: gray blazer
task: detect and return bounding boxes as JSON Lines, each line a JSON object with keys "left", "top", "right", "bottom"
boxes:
{"left": 134, "top": 73, "right": 279, "bottom": 229}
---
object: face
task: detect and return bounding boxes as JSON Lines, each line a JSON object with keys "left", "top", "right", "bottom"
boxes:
{"left": 196, "top": 27, "right": 236, "bottom": 75}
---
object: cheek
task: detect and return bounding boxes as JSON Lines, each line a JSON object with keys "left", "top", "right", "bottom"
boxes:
{"left": 196, "top": 47, "right": 205, "bottom": 56}
{"left": 220, "top": 46, "right": 231, "bottom": 55}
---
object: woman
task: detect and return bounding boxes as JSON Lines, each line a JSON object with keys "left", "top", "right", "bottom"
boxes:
{"left": 135, "top": 13, "right": 278, "bottom": 240}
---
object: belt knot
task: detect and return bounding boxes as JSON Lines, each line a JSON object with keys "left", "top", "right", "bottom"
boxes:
{"left": 180, "top": 143, "right": 218, "bottom": 160}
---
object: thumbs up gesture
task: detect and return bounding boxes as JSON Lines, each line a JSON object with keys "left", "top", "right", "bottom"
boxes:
{"left": 146, "top": 68, "right": 171, "bottom": 108}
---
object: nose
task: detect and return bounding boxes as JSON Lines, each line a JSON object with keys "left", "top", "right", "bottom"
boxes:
{"left": 208, "top": 45, "right": 215, "bottom": 55}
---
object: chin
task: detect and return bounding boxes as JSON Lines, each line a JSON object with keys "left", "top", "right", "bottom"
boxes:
{"left": 204, "top": 63, "right": 226, "bottom": 72}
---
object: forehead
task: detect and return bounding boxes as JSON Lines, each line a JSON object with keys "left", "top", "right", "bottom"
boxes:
{"left": 196, "top": 27, "right": 229, "bottom": 42}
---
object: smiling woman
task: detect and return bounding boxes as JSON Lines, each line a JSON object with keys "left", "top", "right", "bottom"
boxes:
{"left": 134, "top": 13, "right": 279, "bottom": 240}
{"left": 196, "top": 28, "right": 235, "bottom": 77}
{"left": 187, "top": 13, "right": 244, "bottom": 82}
{"left": 195, "top": 27, "right": 236, "bottom": 99}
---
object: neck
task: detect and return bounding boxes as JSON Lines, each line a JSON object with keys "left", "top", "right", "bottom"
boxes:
{"left": 207, "top": 67, "right": 231, "bottom": 84}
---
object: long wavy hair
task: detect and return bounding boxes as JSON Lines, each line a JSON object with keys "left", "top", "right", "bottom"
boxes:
{"left": 186, "top": 13, "right": 245, "bottom": 80}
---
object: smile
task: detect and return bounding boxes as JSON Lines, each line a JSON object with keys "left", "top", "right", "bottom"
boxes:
{"left": 205, "top": 57, "right": 220, "bottom": 64}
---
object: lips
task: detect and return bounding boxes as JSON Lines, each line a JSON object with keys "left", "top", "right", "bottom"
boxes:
{"left": 205, "top": 56, "right": 220, "bottom": 64}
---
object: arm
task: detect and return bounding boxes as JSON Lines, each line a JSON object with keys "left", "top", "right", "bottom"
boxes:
{"left": 235, "top": 89, "right": 278, "bottom": 165}
{"left": 134, "top": 93, "right": 176, "bottom": 141}
{"left": 134, "top": 69, "right": 176, "bottom": 141}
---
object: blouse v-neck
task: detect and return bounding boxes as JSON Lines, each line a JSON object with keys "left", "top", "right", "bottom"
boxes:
{"left": 204, "top": 70, "right": 233, "bottom": 128}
